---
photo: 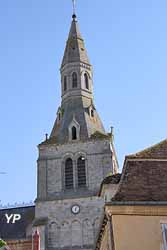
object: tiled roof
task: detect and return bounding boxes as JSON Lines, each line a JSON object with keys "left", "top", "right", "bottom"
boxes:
{"left": 126, "top": 138, "right": 167, "bottom": 159}
{"left": 102, "top": 173, "right": 121, "bottom": 185}
{"left": 98, "top": 173, "right": 121, "bottom": 196}
{"left": 113, "top": 138, "right": 167, "bottom": 202}
{"left": 0, "top": 206, "right": 35, "bottom": 240}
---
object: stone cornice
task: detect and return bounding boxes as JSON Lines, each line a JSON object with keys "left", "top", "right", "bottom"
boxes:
{"left": 126, "top": 158, "right": 167, "bottom": 162}
{"left": 105, "top": 205, "right": 167, "bottom": 216}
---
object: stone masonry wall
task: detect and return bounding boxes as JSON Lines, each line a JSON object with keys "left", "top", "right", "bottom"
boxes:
{"left": 36, "top": 197, "right": 104, "bottom": 250}
{"left": 37, "top": 139, "right": 113, "bottom": 201}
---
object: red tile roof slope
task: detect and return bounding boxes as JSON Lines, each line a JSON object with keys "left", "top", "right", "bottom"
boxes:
{"left": 112, "top": 139, "right": 167, "bottom": 202}
{"left": 126, "top": 138, "right": 167, "bottom": 159}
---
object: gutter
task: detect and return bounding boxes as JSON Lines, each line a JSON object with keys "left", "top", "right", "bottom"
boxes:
{"left": 106, "top": 201, "right": 167, "bottom": 206}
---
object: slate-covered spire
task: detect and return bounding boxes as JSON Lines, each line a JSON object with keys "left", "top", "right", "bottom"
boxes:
{"left": 48, "top": 14, "right": 107, "bottom": 144}
{"left": 61, "top": 15, "right": 90, "bottom": 68}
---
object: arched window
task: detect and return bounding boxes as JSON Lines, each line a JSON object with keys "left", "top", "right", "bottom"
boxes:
{"left": 72, "top": 72, "right": 77, "bottom": 88}
{"left": 77, "top": 156, "right": 86, "bottom": 187}
{"left": 91, "top": 109, "right": 94, "bottom": 117}
{"left": 84, "top": 73, "right": 89, "bottom": 90}
{"left": 48, "top": 222, "right": 59, "bottom": 248}
{"left": 72, "top": 126, "right": 77, "bottom": 140}
{"left": 64, "top": 76, "right": 67, "bottom": 91}
{"left": 65, "top": 158, "right": 73, "bottom": 189}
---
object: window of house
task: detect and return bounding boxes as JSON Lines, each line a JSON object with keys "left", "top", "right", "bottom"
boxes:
{"left": 72, "top": 72, "right": 77, "bottom": 88}
{"left": 77, "top": 156, "right": 86, "bottom": 187}
{"left": 64, "top": 76, "right": 67, "bottom": 91}
{"left": 161, "top": 224, "right": 167, "bottom": 250}
{"left": 72, "top": 126, "right": 77, "bottom": 140}
{"left": 65, "top": 158, "right": 73, "bottom": 189}
{"left": 84, "top": 73, "right": 89, "bottom": 90}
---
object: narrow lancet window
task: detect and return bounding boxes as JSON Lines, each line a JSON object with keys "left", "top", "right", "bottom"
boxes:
{"left": 84, "top": 73, "right": 89, "bottom": 90}
{"left": 65, "top": 158, "right": 73, "bottom": 189}
{"left": 72, "top": 126, "right": 77, "bottom": 140}
{"left": 77, "top": 156, "right": 86, "bottom": 187}
{"left": 64, "top": 76, "right": 67, "bottom": 91}
{"left": 72, "top": 72, "right": 78, "bottom": 88}
{"left": 91, "top": 109, "right": 94, "bottom": 117}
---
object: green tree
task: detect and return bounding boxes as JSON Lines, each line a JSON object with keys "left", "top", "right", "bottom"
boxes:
{"left": 0, "top": 239, "right": 7, "bottom": 249}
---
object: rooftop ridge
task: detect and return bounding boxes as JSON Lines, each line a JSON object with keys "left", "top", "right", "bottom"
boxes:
{"left": 126, "top": 138, "right": 167, "bottom": 159}
{"left": 0, "top": 201, "right": 34, "bottom": 210}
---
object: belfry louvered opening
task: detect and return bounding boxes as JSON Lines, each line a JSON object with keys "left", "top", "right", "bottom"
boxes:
{"left": 65, "top": 158, "right": 73, "bottom": 189}
{"left": 84, "top": 73, "right": 89, "bottom": 90}
{"left": 72, "top": 72, "right": 78, "bottom": 88}
{"left": 77, "top": 156, "right": 86, "bottom": 187}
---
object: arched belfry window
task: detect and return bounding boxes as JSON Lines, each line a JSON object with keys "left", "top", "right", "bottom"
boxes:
{"left": 72, "top": 126, "right": 77, "bottom": 140}
{"left": 72, "top": 72, "right": 78, "bottom": 88}
{"left": 64, "top": 76, "right": 67, "bottom": 91}
{"left": 77, "top": 156, "right": 86, "bottom": 188}
{"left": 65, "top": 158, "right": 73, "bottom": 189}
{"left": 84, "top": 73, "right": 89, "bottom": 90}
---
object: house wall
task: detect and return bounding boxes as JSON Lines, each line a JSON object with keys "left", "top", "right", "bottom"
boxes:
{"left": 99, "top": 224, "right": 110, "bottom": 250}
{"left": 112, "top": 214, "right": 165, "bottom": 250}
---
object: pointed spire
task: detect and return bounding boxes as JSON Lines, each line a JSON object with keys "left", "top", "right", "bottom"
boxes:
{"left": 68, "top": 15, "right": 82, "bottom": 40}
{"left": 61, "top": 15, "right": 90, "bottom": 67}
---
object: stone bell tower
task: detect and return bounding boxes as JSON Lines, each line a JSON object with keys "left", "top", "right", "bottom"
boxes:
{"left": 34, "top": 12, "right": 118, "bottom": 250}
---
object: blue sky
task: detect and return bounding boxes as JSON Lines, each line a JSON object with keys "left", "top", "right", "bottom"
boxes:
{"left": 0, "top": 0, "right": 167, "bottom": 205}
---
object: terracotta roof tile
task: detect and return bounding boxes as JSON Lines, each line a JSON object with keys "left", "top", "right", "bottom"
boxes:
{"left": 126, "top": 138, "right": 167, "bottom": 159}
{"left": 112, "top": 138, "right": 167, "bottom": 202}
{"left": 102, "top": 174, "right": 121, "bottom": 185}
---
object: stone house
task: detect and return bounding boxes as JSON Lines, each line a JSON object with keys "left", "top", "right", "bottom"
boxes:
{"left": 95, "top": 139, "right": 167, "bottom": 250}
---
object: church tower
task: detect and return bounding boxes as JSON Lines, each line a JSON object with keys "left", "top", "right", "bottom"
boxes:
{"left": 34, "top": 11, "right": 118, "bottom": 250}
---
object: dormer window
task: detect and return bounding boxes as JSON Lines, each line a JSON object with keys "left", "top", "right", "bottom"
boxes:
{"left": 91, "top": 109, "right": 94, "bottom": 117}
{"left": 68, "top": 116, "right": 80, "bottom": 141}
{"left": 72, "top": 126, "right": 77, "bottom": 140}
{"left": 57, "top": 107, "right": 62, "bottom": 122}
{"left": 64, "top": 76, "right": 67, "bottom": 91}
{"left": 72, "top": 72, "right": 78, "bottom": 88}
{"left": 84, "top": 73, "right": 89, "bottom": 90}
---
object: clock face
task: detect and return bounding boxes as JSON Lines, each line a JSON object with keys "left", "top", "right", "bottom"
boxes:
{"left": 71, "top": 205, "right": 80, "bottom": 214}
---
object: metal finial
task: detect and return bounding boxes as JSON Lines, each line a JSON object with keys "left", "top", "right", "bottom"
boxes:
{"left": 110, "top": 126, "right": 114, "bottom": 142}
{"left": 72, "top": 0, "right": 76, "bottom": 18}
{"left": 45, "top": 133, "right": 48, "bottom": 141}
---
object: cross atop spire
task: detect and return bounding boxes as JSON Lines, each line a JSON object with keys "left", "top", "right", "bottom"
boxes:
{"left": 72, "top": 0, "right": 77, "bottom": 19}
